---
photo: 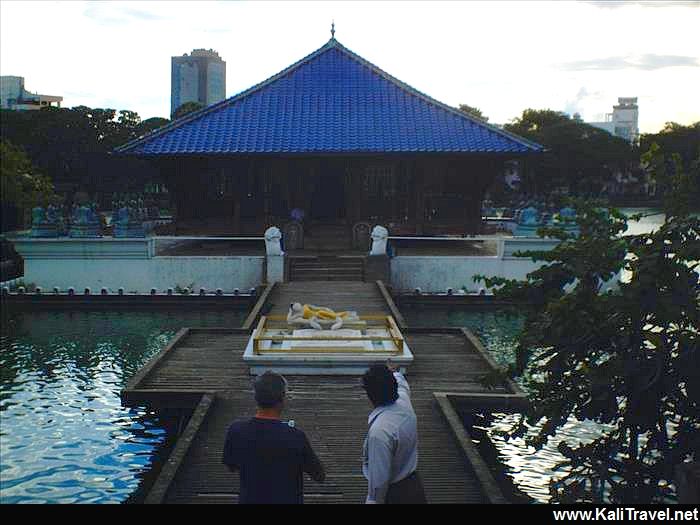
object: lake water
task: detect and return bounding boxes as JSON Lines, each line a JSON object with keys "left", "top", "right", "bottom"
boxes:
{"left": 402, "top": 306, "right": 614, "bottom": 503}
{"left": 618, "top": 207, "right": 672, "bottom": 236}
{"left": 0, "top": 309, "right": 246, "bottom": 504}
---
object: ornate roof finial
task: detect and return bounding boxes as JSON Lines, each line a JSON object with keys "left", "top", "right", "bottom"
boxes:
{"left": 331, "top": 20, "right": 335, "bottom": 39}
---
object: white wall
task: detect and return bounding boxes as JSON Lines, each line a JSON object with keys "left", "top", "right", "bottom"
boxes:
{"left": 21, "top": 256, "right": 263, "bottom": 292}
{"left": 389, "top": 238, "right": 560, "bottom": 292}
{"left": 12, "top": 238, "right": 265, "bottom": 292}
{"left": 391, "top": 256, "right": 546, "bottom": 293}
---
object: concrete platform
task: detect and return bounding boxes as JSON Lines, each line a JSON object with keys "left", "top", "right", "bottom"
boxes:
{"left": 242, "top": 327, "right": 414, "bottom": 375}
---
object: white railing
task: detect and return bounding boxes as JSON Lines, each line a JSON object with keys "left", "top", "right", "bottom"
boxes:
{"left": 387, "top": 235, "right": 560, "bottom": 259}
{"left": 0, "top": 277, "right": 24, "bottom": 289}
{"left": 153, "top": 236, "right": 264, "bottom": 241}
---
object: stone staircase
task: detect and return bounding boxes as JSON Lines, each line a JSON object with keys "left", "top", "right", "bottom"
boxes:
{"left": 301, "top": 223, "right": 352, "bottom": 252}
{"left": 288, "top": 256, "right": 365, "bottom": 281}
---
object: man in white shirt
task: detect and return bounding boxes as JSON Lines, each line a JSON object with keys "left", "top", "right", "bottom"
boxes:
{"left": 361, "top": 361, "right": 427, "bottom": 504}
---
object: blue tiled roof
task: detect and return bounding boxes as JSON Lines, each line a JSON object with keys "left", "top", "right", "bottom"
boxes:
{"left": 116, "top": 39, "right": 542, "bottom": 155}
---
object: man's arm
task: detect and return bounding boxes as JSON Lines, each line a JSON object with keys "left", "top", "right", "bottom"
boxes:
{"left": 394, "top": 371, "right": 410, "bottom": 398}
{"left": 301, "top": 433, "right": 326, "bottom": 483}
{"left": 222, "top": 426, "right": 240, "bottom": 473}
{"left": 387, "top": 360, "right": 411, "bottom": 400}
{"left": 365, "top": 433, "right": 393, "bottom": 504}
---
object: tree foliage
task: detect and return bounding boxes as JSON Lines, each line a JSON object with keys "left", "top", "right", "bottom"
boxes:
{"left": 0, "top": 106, "right": 169, "bottom": 199}
{"left": 0, "top": 140, "right": 54, "bottom": 210}
{"left": 458, "top": 104, "right": 488, "bottom": 122}
{"left": 504, "top": 109, "right": 638, "bottom": 196}
{"left": 173, "top": 101, "right": 205, "bottom": 120}
{"left": 640, "top": 122, "right": 700, "bottom": 207}
{"left": 476, "top": 144, "right": 699, "bottom": 503}
{"left": 139, "top": 117, "right": 171, "bottom": 136}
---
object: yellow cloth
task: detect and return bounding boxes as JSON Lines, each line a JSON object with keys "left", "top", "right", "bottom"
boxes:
{"left": 302, "top": 304, "right": 349, "bottom": 320}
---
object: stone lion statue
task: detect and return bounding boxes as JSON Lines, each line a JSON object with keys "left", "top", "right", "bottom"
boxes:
{"left": 264, "top": 226, "right": 283, "bottom": 256}
{"left": 369, "top": 225, "right": 389, "bottom": 256}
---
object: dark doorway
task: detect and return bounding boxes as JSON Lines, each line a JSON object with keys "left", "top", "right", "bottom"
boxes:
{"left": 311, "top": 172, "right": 345, "bottom": 221}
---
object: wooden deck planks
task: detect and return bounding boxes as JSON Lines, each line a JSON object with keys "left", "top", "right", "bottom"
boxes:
{"left": 267, "top": 281, "right": 390, "bottom": 318}
{"left": 124, "top": 281, "right": 515, "bottom": 504}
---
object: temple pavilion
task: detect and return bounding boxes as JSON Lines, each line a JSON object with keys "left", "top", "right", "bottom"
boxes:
{"left": 116, "top": 34, "right": 542, "bottom": 250}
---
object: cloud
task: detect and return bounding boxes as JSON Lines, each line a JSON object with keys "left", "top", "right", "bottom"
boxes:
{"left": 200, "top": 27, "right": 232, "bottom": 34}
{"left": 559, "top": 54, "right": 699, "bottom": 71}
{"left": 63, "top": 90, "right": 97, "bottom": 99}
{"left": 582, "top": 1, "right": 700, "bottom": 8}
{"left": 563, "top": 87, "right": 591, "bottom": 116}
{"left": 83, "top": 4, "right": 168, "bottom": 26}
{"left": 121, "top": 8, "right": 167, "bottom": 21}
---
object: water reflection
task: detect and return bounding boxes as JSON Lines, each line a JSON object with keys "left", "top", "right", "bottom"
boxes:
{"left": 402, "top": 307, "right": 611, "bottom": 503}
{"left": 0, "top": 309, "right": 246, "bottom": 504}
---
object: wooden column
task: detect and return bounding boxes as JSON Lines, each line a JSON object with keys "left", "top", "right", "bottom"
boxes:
{"left": 351, "top": 160, "right": 363, "bottom": 223}
{"left": 172, "top": 158, "right": 189, "bottom": 224}
{"left": 406, "top": 159, "right": 415, "bottom": 226}
{"left": 283, "top": 160, "right": 291, "bottom": 219}
{"left": 463, "top": 158, "right": 476, "bottom": 235}
{"left": 414, "top": 160, "right": 425, "bottom": 235}
{"left": 390, "top": 160, "right": 399, "bottom": 222}
{"left": 231, "top": 160, "right": 243, "bottom": 234}
{"left": 303, "top": 159, "right": 318, "bottom": 219}
{"left": 343, "top": 159, "right": 353, "bottom": 224}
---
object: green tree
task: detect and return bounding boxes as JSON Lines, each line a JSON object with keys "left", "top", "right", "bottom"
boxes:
{"left": 458, "top": 104, "right": 488, "bottom": 122}
{"left": 504, "top": 109, "right": 637, "bottom": 196}
{"left": 1, "top": 140, "right": 54, "bottom": 229}
{"left": 138, "top": 117, "right": 170, "bottom": 135}
{"left": 476, "top": 145, "right": 699, "bottom": 503}
{"left": 173, "top": 101, "right": 205, "bottom": 120}
{"left": 0, "top": 106, "right": 169, "bottom": 199}
{"left": 640, "top": 122, "right": 700, "bottom": 207}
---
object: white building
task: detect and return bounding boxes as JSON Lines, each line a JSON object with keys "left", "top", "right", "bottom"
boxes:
{"left": 171, "top": 49, "right": 226, "bottom": 118}
{"left": 0, "top": 76, "right": 62, "bottom": 110}
{"left": 588, "top": 97, "right": 639, "bottom": 144}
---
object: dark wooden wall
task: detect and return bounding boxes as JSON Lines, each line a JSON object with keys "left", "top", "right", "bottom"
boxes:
{"left": 160, "top": 155, "right": 507, "bottom": 235}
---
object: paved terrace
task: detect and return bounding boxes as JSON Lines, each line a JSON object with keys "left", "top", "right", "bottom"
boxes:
{"left": 122, "top": 281, "right": 526, "bottom": 504}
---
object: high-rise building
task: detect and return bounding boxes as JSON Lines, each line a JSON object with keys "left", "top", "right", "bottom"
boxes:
{"left": 171, "top": 49, "right": 226, "bottom": 118}
{"left": 0, "top": 76, "right": 62, "bottom": 110}
{"left": 588, "top": 97, "right": 639, "bottom": 144}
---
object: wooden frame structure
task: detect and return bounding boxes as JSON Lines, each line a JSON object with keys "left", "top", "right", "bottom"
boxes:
{"left": 250, "top": 314, "right": 405, "bottom": 355}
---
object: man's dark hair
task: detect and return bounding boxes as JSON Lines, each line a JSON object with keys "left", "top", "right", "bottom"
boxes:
{"left": 254, "top": 371, "right": 287, "bottom": 408}
{"left": 362, "top": 364, "right": 399, "bottom": 407}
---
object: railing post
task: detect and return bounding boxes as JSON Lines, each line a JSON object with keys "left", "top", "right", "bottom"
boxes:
{"left": 497, "top": 238, "right": 505, "bottom": 259}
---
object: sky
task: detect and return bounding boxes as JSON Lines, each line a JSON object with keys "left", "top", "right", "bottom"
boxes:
{"left": 1, "top": 0, "right": 699, "bottom": 134}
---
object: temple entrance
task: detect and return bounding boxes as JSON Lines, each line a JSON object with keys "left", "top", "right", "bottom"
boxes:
{"left": 305, "top": 164, "right": 351, "bottom": 252}
{"left": 310, "top": 171, "right": 346, "bottom": 222}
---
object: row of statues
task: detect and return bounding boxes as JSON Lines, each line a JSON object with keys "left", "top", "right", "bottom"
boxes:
{"left": 31, "top": 203, "right": 102, "bottom": 238}
{"left": 110, "top": 193, "right": 160, "bottom": 223}
{"left": 482, "top": 199, "right": 579, "bottom": 237}
{"left": 31, "top": 198, "right": 148, "bottom": 239}
{"left": 512, "top": 205, "right": 578, "bottom": 237}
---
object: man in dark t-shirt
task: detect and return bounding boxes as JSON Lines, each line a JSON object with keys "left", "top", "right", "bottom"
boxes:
{"left": 222, "top": 371, "right": 325, "bottom": 504}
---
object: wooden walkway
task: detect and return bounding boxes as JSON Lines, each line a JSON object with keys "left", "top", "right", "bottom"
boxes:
{"left": 123, "top": 281, "right": 524, "bottom": 504}
{"left": 266, "top": 280, "right": 398, "bottom": 319}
